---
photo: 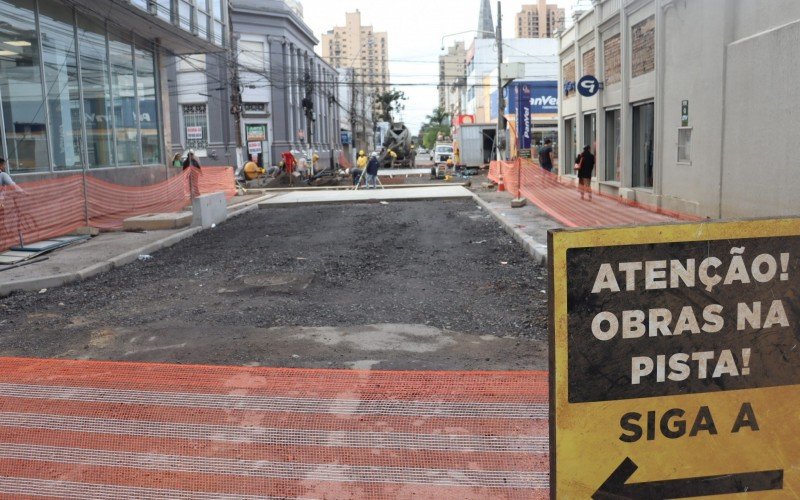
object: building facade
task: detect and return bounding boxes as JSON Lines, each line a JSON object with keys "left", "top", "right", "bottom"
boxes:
{"left": 515, "top": 1, "right": 565, "bottom": 39}
{"left": 0, "top": 0, "right": 226, "bottom": 185}
{"left": 169, "top": 0, "right": 341, "bottom": 169}
{"left": 557, "top": 0, "right": 800, "bottom": 219}
{"left": 321, "top": 11, "right": 389, "bottom": 122}
{"left": 438, "top": 42, "right": 467, "bottom": 117}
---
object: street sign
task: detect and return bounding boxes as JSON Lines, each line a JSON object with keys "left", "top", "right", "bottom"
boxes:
{"left": 549, "top": 218, "right": 800, "bottom": 498}
{"left": 246, "top": 124, "right": 267, "bottom": 142}
{"left": 185, "top": 126, "right": 203, "bottom": 140}
{"left": 578, "top": 75, "right": 601, "bottom": 97}
{"left": 682, "top": 100, "right": 690, "bottom": 126}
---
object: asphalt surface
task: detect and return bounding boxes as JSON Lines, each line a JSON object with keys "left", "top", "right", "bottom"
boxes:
{"left": 0, "top": 199, "right": 549, "bottom": 370}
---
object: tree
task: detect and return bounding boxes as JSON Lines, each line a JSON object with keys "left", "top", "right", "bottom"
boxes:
{"left": 425, "top": 107, "right": 450, "bottom": 126}
{"left": 420, "top": 107, "right": 452, "bottom": 149}
{"left": 374, "top": 89, "right": 407, "bottom": 123}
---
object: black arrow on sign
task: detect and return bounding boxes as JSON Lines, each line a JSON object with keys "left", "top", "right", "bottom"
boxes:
{"left": 592, "top": 458, "right": 783, "bottom": 499}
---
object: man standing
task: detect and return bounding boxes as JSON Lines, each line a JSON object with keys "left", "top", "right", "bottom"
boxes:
{"left": 353, "top": 150, "right": 367, "bottom": 186}
{"left": 575, "top": 145, "right": 595, "bottom": 201}
{"left": 182, "top": 149, "right": 202, "bottom": 169}
{"left": 365, "top": 152, "right": 380, "bottom": 189}
{"left": 538, "top": 139, "right": 554, "bottom": 173}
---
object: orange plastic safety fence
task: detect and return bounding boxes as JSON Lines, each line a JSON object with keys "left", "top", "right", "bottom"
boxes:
{"left": 516, "top": 159, "right": 699, "bottom": 227}
{"left": 1, "top": 167, "right": 236, "bottom": 251}
{"left": 0, "top": 177, "right": 86, "bottom": 253}
{"left": 489, "top": 160, "right": 522, "bottom": 198}
{"left": 0, "top": 358, "right": 549, "bottom": 499}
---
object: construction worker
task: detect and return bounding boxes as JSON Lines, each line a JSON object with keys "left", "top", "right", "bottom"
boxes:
{"left": 353, "top": 150, "right": 367, "bottom": 186}
{"left": 388, "top": 148, "right": 398, "bottom": 169}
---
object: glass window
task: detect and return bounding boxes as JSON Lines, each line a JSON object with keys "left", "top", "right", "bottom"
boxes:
{"left": 564, "top": 117, "right": 576, "bottom": 175}
{"left": 0, "top": 0, "right": 49, "bottom": 173}
{"left": 183, "top": 103, "right": 208, "bottom": 153}
{"left": 130, "top": 0, "right": 147, "bottom": 10}
{"left": 582, "top": 112, "right": 596, "bottom": 153}
{"left": 632, "top": 102, "right": 655, "bottom": 188}
{"left": 109, "top": 32, "right": 139, "bottom": 166}
{"left": 78, "top": 14, "right": 114, "bottom": 168}
{"left": 604, "top": 109, "right": 621, "bottom": 182}
{"left": 155, "top": 0, "right": 171, "bottom": 22}
{"left": 214, "top": 21, "right": 225, "bottom": 47}
{"left": 179, "top": 0, "right": 192, "bottom": 32}
{"left": 136, "top": 43, "right": 160, "bottom": 164}
{"left": 239, "top": 40, "right": 264, "bottom": 71}
{"left": 39, "top": 0, "right": 83, "bottom": 171}
{"left": 212, "top": 0, "right": 223, "bottom": 20}
{"left": 197, "top": 12, "right": 209, "bottom": 40}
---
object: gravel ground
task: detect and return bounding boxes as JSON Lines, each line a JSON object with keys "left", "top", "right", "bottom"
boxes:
{"left": 0, "top": 199, "right": 549, "bottom": 370}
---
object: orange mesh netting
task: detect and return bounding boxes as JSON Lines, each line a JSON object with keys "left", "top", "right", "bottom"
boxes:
{"left": 1, "top": 167, "right": 235, "bottom": 250}
{"left": 0, "top": 358, "right": 549, "bottom": 499}
{"left": 489, "top": 159, "right": 700, "bottom": 227}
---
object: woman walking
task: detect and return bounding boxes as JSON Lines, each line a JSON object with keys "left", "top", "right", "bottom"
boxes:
{"left": 574, "top": 145, "right": 595, "bottom": 201}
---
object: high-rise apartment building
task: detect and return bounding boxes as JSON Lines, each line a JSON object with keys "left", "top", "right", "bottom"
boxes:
{"left": 516, "top": 1, "right": 565, "bottom": 38}
{"left": 438, "top": 42, "right": 467, "bottom": 116}
{"left": 321, "top": 10, "right": 389, "bottom": 120}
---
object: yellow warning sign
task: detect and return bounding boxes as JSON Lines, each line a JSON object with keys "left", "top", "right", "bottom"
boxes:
{"left": 548, "top": 218, "right": 800, "bottom": 498}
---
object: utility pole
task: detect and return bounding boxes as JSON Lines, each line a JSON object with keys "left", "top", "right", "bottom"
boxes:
{"left": 229, "top": 6, "right": 244, "bottom": 172}
{"left": 302, "top": 70, "right": 315, "bottom": 174}
{"left": 496, "top": 0, "right": 504, "bottom": 161}
{"left": 349, "top": 70, "right": 357, "bottom": 162}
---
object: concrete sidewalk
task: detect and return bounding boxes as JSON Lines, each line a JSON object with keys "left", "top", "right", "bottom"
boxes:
{"left": 0, "top": 193, "right": 276, "bottom": 297}
{"left": 258, "top": 186, "right": 473, "bottom": 208}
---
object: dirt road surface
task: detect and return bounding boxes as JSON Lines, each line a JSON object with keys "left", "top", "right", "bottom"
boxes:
{"left": 0, "top": 199, "right": 548, "bottom": 370}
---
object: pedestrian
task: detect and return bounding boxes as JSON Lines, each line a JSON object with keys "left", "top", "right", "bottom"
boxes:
{"left": 296, "top": 153, "right": 309, "bottom": 179}
{"left": 538, "top": 139, "right": 555, "bottom": 173}
{"left": 353, "top": 150, "right": 367, "bottom": 186}
{"left": 574, "top": 145, "right": 595, "bottom": 201}
{"left": 366, "top": 152, "right": 380, "bottom": 189}
{"left": 0, "top": 158, "right": 25, "bottom": 223}
{"left": 182, "top": 149, "right": 201, "bottom": 170}
{"left": 171, "top": 153, "right": 183, "bottom": 168}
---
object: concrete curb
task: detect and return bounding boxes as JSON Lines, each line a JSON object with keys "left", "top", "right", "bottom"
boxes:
{"left": 471, "top": 194, "right": 548, "bottom": 265}
{"left": 0, "top": 194, "right": 273, "bottom": 298}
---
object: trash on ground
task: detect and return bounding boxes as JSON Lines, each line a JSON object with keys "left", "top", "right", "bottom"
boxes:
{"left": 138, "top": 255, "right": 153, "bottom": 261}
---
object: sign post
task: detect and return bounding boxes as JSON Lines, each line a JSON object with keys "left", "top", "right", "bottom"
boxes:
{"left": 549, "top": 218, "right": 799, "bottom": 498}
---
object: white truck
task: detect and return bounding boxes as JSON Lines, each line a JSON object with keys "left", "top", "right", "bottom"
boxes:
{"left": 433, "top": 143, "right": 454, "bottom": 164}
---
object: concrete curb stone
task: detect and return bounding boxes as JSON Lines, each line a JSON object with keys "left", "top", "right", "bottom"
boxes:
{"left": 471, "top": 194, "right": 548, "bottom": 265}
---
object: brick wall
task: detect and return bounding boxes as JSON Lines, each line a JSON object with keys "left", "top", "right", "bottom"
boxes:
{"left": 631, "top": 16, "right": 655, "bottom": 78}
{"left": 582, "top": 48, "right": 596, "bottom": 77}
{"left": 603, "top": 34, "right": 621, "bottom": 85}
{"left": 564, "top": 59, "right": 576, "bottom": 98}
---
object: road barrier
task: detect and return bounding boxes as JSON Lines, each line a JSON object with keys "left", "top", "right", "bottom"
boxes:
{"left": 0, "top": 358, "right": 549, "bottom": 498}
{"left": 489, "top": 159, "right": 701, "bottom": 227}
{"left": 0, "top": 167, "right": 236, "bottom": 252}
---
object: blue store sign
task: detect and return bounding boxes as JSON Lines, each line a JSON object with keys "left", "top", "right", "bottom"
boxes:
{"left": 577, "top": 75, "right": 601, "bottom": 97}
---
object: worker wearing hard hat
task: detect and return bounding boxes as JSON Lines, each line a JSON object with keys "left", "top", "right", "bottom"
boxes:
{"left": 352, "top": 150, "right": 367, "bottom": 186}
{"left": 243, "top": 155, "right": 265, "bottom": 181}
{"left": 388, "top": 148, "right": 398, "bottom": 168}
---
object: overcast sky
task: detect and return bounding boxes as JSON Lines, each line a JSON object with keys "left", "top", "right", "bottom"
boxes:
{"left": 298, "top": 0, "right": 581, "bottom": 134}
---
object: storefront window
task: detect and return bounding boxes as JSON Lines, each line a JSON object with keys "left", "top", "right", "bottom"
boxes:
{"left": 564, "top": 117, "right": 576, "bottom": 174}
{"left": 109, "top": 32, "right": 139, "bottom": 166}
{"left": 605, "top": 109, "right": 621, "bottom": 182}
{"left": 632, "top": 102, "right": 655, "bottom": 188}
{"left": 78, "top": 15, "right": 114, "bottom": 168}
{"left": 136, "top": 43, "right": 160, "bottom": 164}
{"left": 0, "top": 0, "right": 49, "bottom": 173}
{"left": 39, "top": 0, "right": 83, "bottom": 171}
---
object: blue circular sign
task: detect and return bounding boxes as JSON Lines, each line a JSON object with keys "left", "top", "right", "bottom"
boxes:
{"left": 578, "top": 75, "right": 601, "bottom": 97}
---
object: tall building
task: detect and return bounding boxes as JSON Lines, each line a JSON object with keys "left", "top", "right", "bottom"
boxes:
{"left": 516, "top": 1, "right": 565, "bottom": 38}
{"left": 438, "top": 42, "right": 467, "bottom": 116}
{"left": 478, "top": 0, "right": 495, "bottom": 38}
{"left": 321, "top": 11, "right": 389, "bottom": 123}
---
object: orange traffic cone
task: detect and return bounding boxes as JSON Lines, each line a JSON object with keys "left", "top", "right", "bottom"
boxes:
{"left": 498, "top": 174, "right": 506, "bottom": 192}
